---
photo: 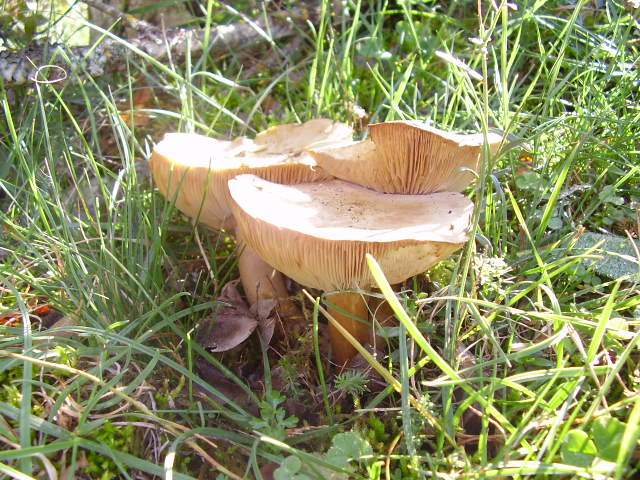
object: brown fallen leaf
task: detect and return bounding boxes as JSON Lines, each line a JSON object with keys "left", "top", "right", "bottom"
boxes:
{"left": 0, "top": 303, "right": 63, "bottom": 328}
{"left": 60, "top": 451, "right": 89, "bottom": 480}
{"left": 251, "top": 298, "right": 277, "bottom": 345}
{"left": 251, "top": 298, "right": 277, "bottom": 319}
{"left": 198, "top": 281, "right": 284, "bottom": 351}
{"left": 119, "top": 83, "right": 154, "bottom": 127}
{"left": 197, "top": 282, "right": 258, "bottom": 352}
{"left": 219, "top": 279, "right": 246, "bottom": 306}
{"left": 47, "top": 315, "right": 78, "bottom": 332}
{"left": 258, "top": 315, "right": 276, "bottom": 346}
{"left": 39, "top": 308, "right": 65, "bottom": 329}
{"left": 199, "top": 312, "right": 257, "bottom": 352}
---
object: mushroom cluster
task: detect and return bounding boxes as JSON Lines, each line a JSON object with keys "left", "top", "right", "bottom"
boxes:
{"left": 151, "top": 119, "right": 501, "bottom": 364}
{"left": 150, "top": 119, "right": 351, "bottom": 317}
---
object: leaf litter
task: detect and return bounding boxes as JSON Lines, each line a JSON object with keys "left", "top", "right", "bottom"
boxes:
{"left": 197, "top": 280, "right": 278, "bottom": 352}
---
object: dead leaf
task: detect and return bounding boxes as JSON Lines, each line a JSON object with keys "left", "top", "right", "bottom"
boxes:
{"left": 261, "top": 95, "right": 281, "bottom": 115}
{"left": 54, "top": 405, "right": 76, "bottom": 430}
{"left": 251, "top": 298, "right": 277, "bottom": 345}
{"left": 258, "top": 315, "right": 276, "bottom": 346}
{"left": 251, "top": 298, "right": 277, "bottom": 320}
{"left": 39, "top": 307, "right": 64, "bottom": 329}
{"left": 45, "top": 315, "right": 79, "bottom": 338}
{"left": 220, "top": 279, "right": 246, "bottom": 307}
{"left": 119, "top": 85, "right": 154, "bottom": 127}
{"left": 197, "top": 281, "right": 258, "bottom": 352}
{"left": 60, "top": 451, "right": 88, "bottom": 480}
{"left": 198, "top": 310, "right": 257, "bottom": 353}
{"left": 0, "top": 303, "right": 62, "bottom": 328}
{"left": 0, "top": 312, "right": 20, "bottom": 327}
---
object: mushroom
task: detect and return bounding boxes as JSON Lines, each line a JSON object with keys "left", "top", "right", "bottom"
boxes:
{"left": 308, "top": 120, "right": 502, "bottom": 345}
{"left": 227, "top": 174, "right": 474, "bottom": 364}
{"left": 150, "top": 119, "right": 353, "bottom": 313}
{"left": 309, "top": 120, "right": 503, "bottom": 194}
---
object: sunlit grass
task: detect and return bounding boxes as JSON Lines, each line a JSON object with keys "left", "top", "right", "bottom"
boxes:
{"left": 1, "top": 0, "right": 639, "bottom": 478}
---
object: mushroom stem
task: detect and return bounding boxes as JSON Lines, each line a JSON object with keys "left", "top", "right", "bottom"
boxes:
{"left": 325, "top": 291, "right": 370, "bottom": 365}
{"left": 237, "top": 239, "right": 300, "bottom": 318}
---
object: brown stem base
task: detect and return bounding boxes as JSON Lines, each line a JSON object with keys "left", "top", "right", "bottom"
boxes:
{"left": 326, "top": 292, "right": 370, "bottom": 366}
{"left": 237, "top": 241, "right": 299, "bottom": 319}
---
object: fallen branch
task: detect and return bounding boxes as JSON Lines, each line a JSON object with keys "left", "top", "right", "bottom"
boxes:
{"left": 0, "top": 1, "right": 320, "bottom": 86}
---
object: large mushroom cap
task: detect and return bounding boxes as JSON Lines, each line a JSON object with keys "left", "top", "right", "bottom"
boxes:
{"left": 150, "top": 119, "right": 352, "bottom": 229}
{"left": 228, "top": 174, "right": 473, "bottom": 291}
{"left": 309, "top": 120, "right": 503, "bottom": 194}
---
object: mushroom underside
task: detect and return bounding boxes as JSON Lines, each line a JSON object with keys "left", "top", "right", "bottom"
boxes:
{"left": 228, "top": 174, "right": 473, "bottom": 361}
{"left": 310, "top": 120, "right": 503, "bottom": 194}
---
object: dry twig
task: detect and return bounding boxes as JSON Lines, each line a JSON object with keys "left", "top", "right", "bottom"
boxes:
{"left": 0, "top": 0, "right": 320, "bottom": 86}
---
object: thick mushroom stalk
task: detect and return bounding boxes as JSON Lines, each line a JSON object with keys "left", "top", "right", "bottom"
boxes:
{"left": 236, "top": 238, "right": 299, "bottom": 318}
{"left": 228, "top": 175, "right": 474, "bottom": 363}
{"left": 236, "top": 240, "right": 288, "bottom": 306}
{"left": 325, "top": 292, "right": 370, "bottom": 365}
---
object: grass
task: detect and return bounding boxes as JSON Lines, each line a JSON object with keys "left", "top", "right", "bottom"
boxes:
{"left": 1, "top": 0, "right": 639, "bottom": 478}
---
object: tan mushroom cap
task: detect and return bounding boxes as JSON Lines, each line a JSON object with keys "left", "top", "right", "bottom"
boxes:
{"left": 309, "top": 120, "right": 503, "bottom": 194}
{"left": 150, "top": 119, "right": 352, "bottom": 229}
{"left": 254, "top": 118, "right": 354, "bottom": 154}
{"left": 228, "top": 174, "right": 473, "bottom": 291}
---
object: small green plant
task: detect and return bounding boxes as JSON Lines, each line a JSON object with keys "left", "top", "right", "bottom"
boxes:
{"left": 274, "top": 431, "right": 375, "bottom": 479}
{"left": 325, "top": 432, "right": 373, "bottom": 471}
{"left": 0, "top": 366, "right": 21, "bottom": 406}
{"left": 273, "top": 456, "right": 311, "bottom": 480}
{"left": 250, "top": 391, "right": 298, "bottom": 442}
{"left": 366, "top": 415, "right": 391, "bottom": 451}
{"left": 427, "top": 258, "right": 456, "bottom": 289}
{"left": 0, "top": 382, "right": 21, "bottom": 408}
{"left": 334, "top": 369, "right": 369, "bottom": 398}
{"left": 0, "top": 0, "right": 47, "bottom": 45}
{"left": 84, "top": 421, "right": 135, "bottom": 480}
{"left": 51, "top": 345, "right": 78, "bottom": 376}
{"left": 560, "top": 415, "right": 638, "bottom": 477}
{"left": 474, "top": 254, "right": 511, "bottom": 297}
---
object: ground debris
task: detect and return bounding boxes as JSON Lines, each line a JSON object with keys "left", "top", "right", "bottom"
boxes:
{"left": 196, "top": 279, "right": 283, "bottom": 352}
{"left": 194, "top": 358, "right": 258, "bottom": 415}
{"left": 197, "top": 280, "right": 258, "bottom": 352}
